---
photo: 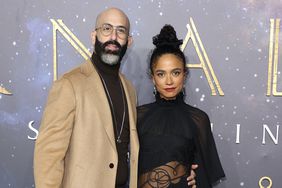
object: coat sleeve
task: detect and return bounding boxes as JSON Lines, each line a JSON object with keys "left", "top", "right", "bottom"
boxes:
{"left": 192, "top": 110, "right": 225, "bottom": 188}
{"left": 34, "top": 77, "right": 76, "bottom": 188}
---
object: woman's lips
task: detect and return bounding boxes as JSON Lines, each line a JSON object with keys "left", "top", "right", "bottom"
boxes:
{"left": 164, "top": 87, "right": 176, "bottom": 92}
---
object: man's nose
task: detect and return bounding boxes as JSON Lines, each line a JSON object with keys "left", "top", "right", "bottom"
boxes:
{"left": 110, "top": 29, "right": 118, "bottom": 40}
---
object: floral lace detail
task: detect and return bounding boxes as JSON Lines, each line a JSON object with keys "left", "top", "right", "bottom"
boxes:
{"left": 138, "top": 161, "right": 188, "bottom": 188}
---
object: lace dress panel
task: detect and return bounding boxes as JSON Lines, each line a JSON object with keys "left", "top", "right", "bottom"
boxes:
{"left": 138, "top": 161, "right": 189, "bottom": 188}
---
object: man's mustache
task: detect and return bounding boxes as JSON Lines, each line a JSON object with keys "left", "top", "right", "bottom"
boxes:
{"left": 102, "top": 40, "right": 122, "bottom": 54}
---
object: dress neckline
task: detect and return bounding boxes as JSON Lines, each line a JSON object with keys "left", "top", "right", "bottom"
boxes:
{"left": 155, "top": 92, "right": 185, "bottom": 106}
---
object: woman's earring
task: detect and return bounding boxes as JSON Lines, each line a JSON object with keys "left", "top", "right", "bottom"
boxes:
{"left": 153, "top": 86, "right": 157, "bottom": 96}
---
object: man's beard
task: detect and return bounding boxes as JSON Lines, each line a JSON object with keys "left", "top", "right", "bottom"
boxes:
{"left": 95, "top": 37, "right": 128, "bottom": 65}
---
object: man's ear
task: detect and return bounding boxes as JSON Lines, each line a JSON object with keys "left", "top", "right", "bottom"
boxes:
{"left": 127, "top": 35, "right": 133, "bottom": 47}
{"left": 91, "top": 30, "right": 97, "bottom": 45}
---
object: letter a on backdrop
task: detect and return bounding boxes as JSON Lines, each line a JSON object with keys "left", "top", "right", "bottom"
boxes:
{"left": 181, "top": 17, "right": 224, "bottom": 96}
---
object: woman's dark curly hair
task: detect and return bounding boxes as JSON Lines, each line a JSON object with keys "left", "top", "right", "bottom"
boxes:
{"left": 149, "top": 24, "right": 188, "bottom": 75}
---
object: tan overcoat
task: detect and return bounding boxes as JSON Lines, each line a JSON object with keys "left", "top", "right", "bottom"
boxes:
{"left": 34, "top": 59, "right": 139, "bottom": 188}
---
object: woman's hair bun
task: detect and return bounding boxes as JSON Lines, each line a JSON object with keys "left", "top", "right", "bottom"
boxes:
{"left": 152, "top": 24, "right": 183, "bottom": 48}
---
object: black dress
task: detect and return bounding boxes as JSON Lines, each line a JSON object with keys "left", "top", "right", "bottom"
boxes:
{"left": 137, "top": 93, "right": 225, "bottom": 188}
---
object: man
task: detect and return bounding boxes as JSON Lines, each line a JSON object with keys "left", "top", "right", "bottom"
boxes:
{"left": 34, "top": 8, "right": 196, "bottom": 188}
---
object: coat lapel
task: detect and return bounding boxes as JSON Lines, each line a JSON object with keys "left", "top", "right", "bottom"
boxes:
{"left": 119, "top": 73, "right": 139, "bottom": 148}
{"left": 120, "top": 74, "right": 139, "bottom": 188}
{"left": 82, "top": 60, "right": 117, "bottom": 152}
{"left": 119, "top": 74, "right": 136, "bottom": 131}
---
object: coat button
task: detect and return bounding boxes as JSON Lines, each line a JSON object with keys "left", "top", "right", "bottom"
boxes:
{"left": 109, "top": 163, "right": 114, "bottom": 168}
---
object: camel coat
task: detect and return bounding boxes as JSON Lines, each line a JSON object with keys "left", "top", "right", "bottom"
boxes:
{"left": 34, "top": 59, "right": 139, "bottom": 188}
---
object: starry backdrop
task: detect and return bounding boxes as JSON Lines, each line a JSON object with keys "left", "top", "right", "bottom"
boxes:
{"left": 1, "top": 0, "right": 282, "bottom": 187}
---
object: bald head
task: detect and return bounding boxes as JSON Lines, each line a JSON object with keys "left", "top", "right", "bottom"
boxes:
{"left": 95, "top": 8, "right": 130, "bottom": 32}
{"left": 91, "top": 7, "right": 133, "bottom": 65}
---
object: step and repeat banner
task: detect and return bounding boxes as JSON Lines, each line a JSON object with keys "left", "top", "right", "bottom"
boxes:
{"left": 1, "top": 0, "right": 282, "bottom": 187}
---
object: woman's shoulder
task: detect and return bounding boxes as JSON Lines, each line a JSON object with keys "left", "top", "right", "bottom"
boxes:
{"left": 137, "top": 102, "right": 155, "bottom": 118}
{"left": 136, "top": 102, "right": 156, "bottom": 130}
{"left": 137, "top": 102, "right": 155, "bottom": 111}
{"left": 183, "top": 103, "right": 210, "bottom": 125}
{"left": 184, "top": 103, "right": 208, "bottom": 116}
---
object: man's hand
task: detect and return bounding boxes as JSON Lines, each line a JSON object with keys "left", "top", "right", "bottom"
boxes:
{"left": 187, "top": 164, "right": 198, "bottom": 188}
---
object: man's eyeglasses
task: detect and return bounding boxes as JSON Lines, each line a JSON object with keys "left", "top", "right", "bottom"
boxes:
{"left": 95, "top": 23, "right": 129, "bottom": 39}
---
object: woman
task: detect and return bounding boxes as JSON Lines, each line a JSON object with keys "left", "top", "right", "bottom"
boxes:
{"left": 137, "top": 25, "right": 225, "bottom": 188}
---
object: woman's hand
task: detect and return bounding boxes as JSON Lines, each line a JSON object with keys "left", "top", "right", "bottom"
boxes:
{"left": 187, "top": 164, "right": 198, "bottom": 188}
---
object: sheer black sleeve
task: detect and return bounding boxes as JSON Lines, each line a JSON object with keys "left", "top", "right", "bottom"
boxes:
{"left": 189, "top": 107, "right": 225, "bottom": 187}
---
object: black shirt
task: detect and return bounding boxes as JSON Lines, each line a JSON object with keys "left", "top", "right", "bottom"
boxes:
{"left": 137, "top": 93, "right": 225, "bottom": 188}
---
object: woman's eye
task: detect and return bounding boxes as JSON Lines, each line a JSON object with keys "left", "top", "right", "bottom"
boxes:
{"left": 157, "top": 73, "right": 164, "bottom": 77}
{"left": 172, "top": 71, "right": 181, "bottom": 76}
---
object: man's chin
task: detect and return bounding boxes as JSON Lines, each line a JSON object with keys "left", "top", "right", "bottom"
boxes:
{"left": 101, "top": 54, "right": 120, "bottom": 65}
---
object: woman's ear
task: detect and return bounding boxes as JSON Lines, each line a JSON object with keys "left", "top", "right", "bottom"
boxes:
{"left": 152, "top": 75, "right": 156, "bottom": 85}
{"left": 184, "top": 71, "right": 188, "bottom": 79}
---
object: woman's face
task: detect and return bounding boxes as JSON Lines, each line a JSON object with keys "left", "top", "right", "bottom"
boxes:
{"left": 152, "top": 54, "right": 186, "bottom": 100}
